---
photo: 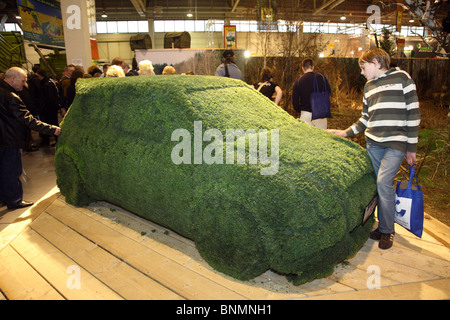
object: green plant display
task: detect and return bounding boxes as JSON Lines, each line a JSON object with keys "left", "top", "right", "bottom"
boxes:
{"left": 55, "top": 75, "right": 376, "bottom": 285}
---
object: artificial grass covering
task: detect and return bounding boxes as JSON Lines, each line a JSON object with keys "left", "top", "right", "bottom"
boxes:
{"left": 55, "top": 75, "right": 376, "bottom": 285}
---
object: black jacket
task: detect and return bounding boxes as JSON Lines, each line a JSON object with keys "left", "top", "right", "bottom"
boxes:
{"left": 292, "top": 72, "right": 331, "bottom": 113}
{"left": 0, "top": 79, "right": 57, "bottom": 148}
{"left": 39, "top": 76, "right": 61, "bottom": 125}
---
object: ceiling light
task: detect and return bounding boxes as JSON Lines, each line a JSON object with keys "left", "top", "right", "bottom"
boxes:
{"left": 340, "top": 16, "right": 346, "bottom": 21}
{"left": 101, "top": 11, "right": 107, "bottom": 18}
{"left": 187, "top": 10, "right": 193, "bottom": 17}
{"left": 409, "top": 19, "right": 414, "bottom": 23}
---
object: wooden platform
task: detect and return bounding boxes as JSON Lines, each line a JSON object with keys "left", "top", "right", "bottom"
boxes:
{"left": 1, "top": 187, "right": 449, "bottom": 300}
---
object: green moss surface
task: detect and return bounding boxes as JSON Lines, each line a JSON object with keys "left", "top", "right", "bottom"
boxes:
{"left": 55, "top": 75, "right": 376, "bottom": 285}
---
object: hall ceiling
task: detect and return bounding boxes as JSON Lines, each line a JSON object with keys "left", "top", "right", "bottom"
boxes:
{"left": 0, "top": 0, "right": 446, "bottom": 27}
{"left": 94, "top": 0, "right": 447, "bottom": 26}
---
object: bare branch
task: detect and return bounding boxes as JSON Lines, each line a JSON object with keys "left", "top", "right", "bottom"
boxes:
{"left": 399, "top": 0, "right": 449, "bottom": 57}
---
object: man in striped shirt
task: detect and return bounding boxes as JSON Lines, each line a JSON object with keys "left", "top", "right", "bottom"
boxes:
{"left": 328, "top": 48, "right": 420, "bottom": 250}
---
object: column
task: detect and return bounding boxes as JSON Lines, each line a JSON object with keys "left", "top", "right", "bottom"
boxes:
{"left": 60, "top": 0, "right": 92, "bottom": 71}
{"left": 147, "top": 13, "right": 155, "bottom": 49}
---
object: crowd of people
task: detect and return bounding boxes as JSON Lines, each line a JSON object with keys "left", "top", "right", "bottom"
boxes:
{"left": 0, "top": 50, "right": 293, "bottom": 140}
{"left": 1, "top": 48, "right": 421, "bottom": 251}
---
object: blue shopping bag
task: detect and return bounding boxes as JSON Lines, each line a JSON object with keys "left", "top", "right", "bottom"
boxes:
{"left": 394, "top": 164, "right": 424, "bottom": 238}
{"left": 310, "top": 73, "right": 332, "bottom": 120}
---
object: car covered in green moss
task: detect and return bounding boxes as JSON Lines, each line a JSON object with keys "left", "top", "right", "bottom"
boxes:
{"left": 55, "top": 75, "right": 376, "bottom": 285}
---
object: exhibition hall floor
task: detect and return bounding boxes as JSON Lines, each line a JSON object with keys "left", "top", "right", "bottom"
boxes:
{"left": 1, "top": 144, "right": 449, "bottom": 300}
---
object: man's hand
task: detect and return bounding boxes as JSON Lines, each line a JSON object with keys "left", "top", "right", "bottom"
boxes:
{"left": 54, "top": 127, "right": 62, "bottom": 136}
{"left": 405, "top": 152, "right": 417, "bottom": 165}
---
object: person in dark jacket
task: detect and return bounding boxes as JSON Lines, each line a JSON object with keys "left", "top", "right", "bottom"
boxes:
{"left": 27, "top": 65, "right": 42, "bottom": 116}
{"left": 292, "top": 58, "right": 331, "bottom": 129}
{"left": 0, "top": 67, "right": 61, "bottom": 209}
{"left": 36, "top": 68, "right": 61, "bottom": 146}
{"left": 65, "top": 68, "right": 85, "bottom": 110}
{"left": 18, "top": 82, "right": 40, "bottom": 152}
{"left": 123, "top": 63, "right": 138, "bottom": 76}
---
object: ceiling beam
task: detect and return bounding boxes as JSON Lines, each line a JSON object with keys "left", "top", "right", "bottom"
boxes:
{"left": 326, "top": 0, "right": 346, "bottom": 13}
{"left": 313, "top": 0, "right": 340, "bottom": 15}
{"left": 130, "top": 0, "right": 147, "bottom": 18}
{"left": 231, "top": 0, "right": 241, "bottom": 13}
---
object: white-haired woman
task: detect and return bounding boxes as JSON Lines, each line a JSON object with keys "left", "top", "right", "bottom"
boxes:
{"left": 106, "top": 65, "right": 125, "bottom": 77}
{"left": 138, "top": 60, "right": 155, "bottom": 76}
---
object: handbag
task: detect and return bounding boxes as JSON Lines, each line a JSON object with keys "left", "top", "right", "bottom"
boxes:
{"left": 310, "top": 73, "right": 332, "bottom": 120}
{"left": 256, "top": 81, "right": 268, "bottom": 92}
{"left": 394, "top": 164, "right": 424, "bottom": 238}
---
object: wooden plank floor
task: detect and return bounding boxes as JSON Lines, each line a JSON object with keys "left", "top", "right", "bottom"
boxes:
{"left": 1, "top": 187, "right": 449, "bottom": 300}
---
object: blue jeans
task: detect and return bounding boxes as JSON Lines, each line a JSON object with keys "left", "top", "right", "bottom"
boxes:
{"left": 0, "top": 146, "right": 23, "bottom": 208}
{"left": 366, "top": 142, "right": 405, "bottom": 234}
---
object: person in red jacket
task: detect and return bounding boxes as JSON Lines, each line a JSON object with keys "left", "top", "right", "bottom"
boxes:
{"left": 0, "top": 67, "right": 61, "bottom": 209}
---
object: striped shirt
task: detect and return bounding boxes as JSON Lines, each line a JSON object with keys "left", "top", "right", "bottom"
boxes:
{"left": 345, "top": 67, "right": 420, "bottom": 153}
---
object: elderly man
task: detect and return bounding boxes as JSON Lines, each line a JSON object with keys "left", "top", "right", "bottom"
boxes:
{"left": 0, "top": 67, "right": 61, "bottom": 209}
